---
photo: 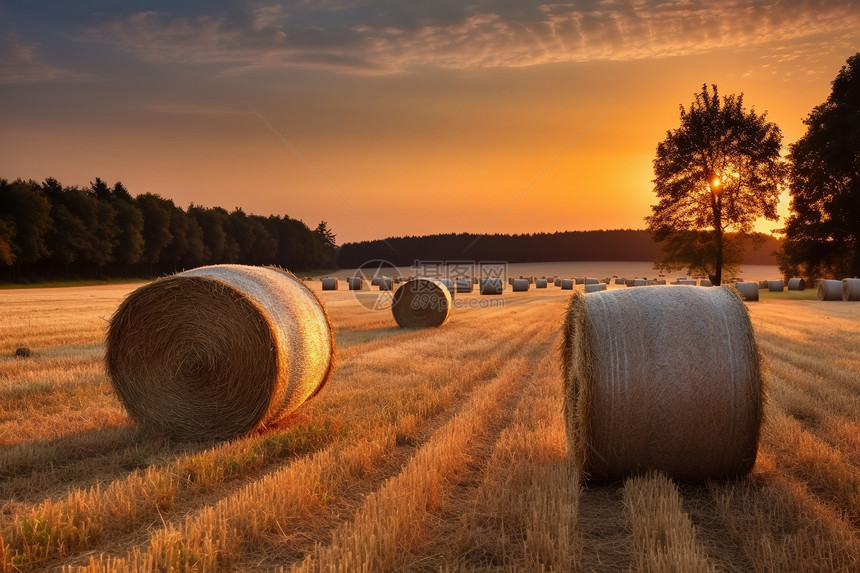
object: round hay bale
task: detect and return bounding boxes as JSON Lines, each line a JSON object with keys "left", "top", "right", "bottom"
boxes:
{"left": 585, "top": 278, "right": 600, "bottom": 285}
{"left": 438, "top": 278, "right": 456, "bottom": 297}
{"left": 584, "top": 283, "right": 607, "bottom": 293}
{"left": 787, "top": 277, "right": 806, "bottom": 291}
{"left": 535, "top": 278, "right": 548, "bottom": 288}
{"left": 561, "top": 279, "right": 574, "bottom": 290}
{"left": 347, "top": 277, "right": 363, "bottom": 290}
{"left": 390, "top": 278, "right": 452, "bottom": 328}
{"left": 554, "top": 278, "right": 563, "bottom": 287}
{"left": 105, "top": 265, "right": 334, "bottom": 441}
{"left": 455, "top": 279, "right": 473, "bottom": 293}
{"left": 562, "top": 286, "right": 761, "bottom": 481}
{"left": 370, "top": 276, "right": 382, "bottom": 286}
{"left": 843, "top": 278, "right": 860, "bottom": 301}
{"left": 767, "top": 280, "right": 784, "bottom": 292}
{"left": 14, "top": 347, "right": 31, "bottom": 358}
{"left": 512, "top": 278, "right": 530, "bottom": 292}
{"left": 480, "top": 278, "right": 504, "bottom": 295}
{"left": 758, "top": 280, "right": 768, "bottom": 289}
{"left": 734, "top": 282, "right": 759, "bottom": 302}
{"left": 818, "top": 279, "right": 842, "bottom": 301}
{"left": 321, "top": 277, "right": 338, "bottom": 291}
{"left": 699, "top": 279, "right": 713, "bottom": 287}
{"left": 378, "top": 277, "right": 393, "bottom": 291}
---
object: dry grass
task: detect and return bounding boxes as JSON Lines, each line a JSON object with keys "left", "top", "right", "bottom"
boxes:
{"left": 0, "top": 284, "right": 859, "bottom": 571}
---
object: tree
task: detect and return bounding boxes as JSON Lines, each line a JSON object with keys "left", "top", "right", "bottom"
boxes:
{"left": 646, "top": 84, "right": 787, "bottom": 285}
{"left": 0, "top": 179, "right": 53, "bottom": 276}
{"left": 778, "top": 53, "right": 860, "bottom": 281}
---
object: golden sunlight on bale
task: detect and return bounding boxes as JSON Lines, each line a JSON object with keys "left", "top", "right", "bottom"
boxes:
{"left": 734, "top": 282, "right": 759, "bottom": 301}
{"left": 843, "top": 278, "right": 860, "bottom": 301}
{"left": 787, "top": 278, "right": 806, "bottom": 291}
{"left": 818, "top": 279, "right": 843, "bottom": 301}
{"left": 105, "top": 265, "right": 334, "bottom": 441}
{"left": 321, "top": 277, "right": 338, "bottom": 291}
{"left": 390, "top": 278, "right": 452, "bottom": 328}
{"left": 562, "top": 286, "right": 762, "bottom": 481}
{"left": 584, "top": 283, "right": 607, "bottom": 293}
{"left": 768, "top": 280, "right": 784, "bottom": 292}
{"left": 512, "top": 278, "right": 530, "bottom": 292}
{"left": 480, "top": 278, "right": 504, "bottom": 295}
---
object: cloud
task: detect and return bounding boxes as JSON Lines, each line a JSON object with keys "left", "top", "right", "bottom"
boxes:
{"left": 0, "top": 35, "right": 89, "bottom": 84}
{"left": 80, "top": 0, "right": 860, "bottom": 74}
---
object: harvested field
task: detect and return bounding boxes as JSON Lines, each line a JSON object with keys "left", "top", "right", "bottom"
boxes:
{"left": 1, "top": 281, "right": 859, "bottom": 572}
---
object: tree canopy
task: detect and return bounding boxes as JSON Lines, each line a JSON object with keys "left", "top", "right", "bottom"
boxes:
{"left": 778, "top": 53, "right": 860, "bottom": 281}
{"left": 646, "top": 84, "right": 787, "bottom": 284}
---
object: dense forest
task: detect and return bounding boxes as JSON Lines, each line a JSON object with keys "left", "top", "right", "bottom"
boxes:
{"left": 0, "top": 178, "right": 337, "bottom": 282}
{"left": 336, "top": 230, "right": 781, "bottom": 268}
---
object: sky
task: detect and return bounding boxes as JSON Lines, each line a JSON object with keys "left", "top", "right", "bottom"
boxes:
{"left": 1, "top": 1, "right": 858, "bottom": 244}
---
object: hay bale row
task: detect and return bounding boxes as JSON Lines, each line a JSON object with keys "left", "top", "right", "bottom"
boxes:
{"left": 734, "top": 282, "right": 759, "bottom": 302}
{"left": 562, "top": 285, "right": 761, "bottom": 480}
{"left": 818, "top": 279, "right": 842, "bottom": 301}
{"left": 768, "top": 280, "right": 784, "bottom": 292}
{"left": 391, "top": 278, "right": 451, "bottom": 328}
{"left": 787, "top": 277, "right": 806, "bottom": 291}
{"left": 844, "top": 278, "right": 860, "bottom": 301}
{"left": 512, "top": 278, "right": 530, "bottom": 292}
{"left": 106, "top": 265, "right": 334, "bottom": 441}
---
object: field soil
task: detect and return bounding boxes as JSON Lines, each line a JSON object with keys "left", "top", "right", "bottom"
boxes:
{"left": 1, "top": 278, "right": 858, "bottom": 572}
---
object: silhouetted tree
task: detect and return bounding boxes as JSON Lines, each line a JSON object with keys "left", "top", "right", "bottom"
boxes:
{"left": 778, "top": 53, "right": 860, "bottom": 281}
{"left": 0, "top": 179, "right": 52, "bottom": 278}
{"left": 136, "top": 193, "right": 174, "bottom": 269}
{"left": 646, "top": 84, "right": 787, "bottom": 285}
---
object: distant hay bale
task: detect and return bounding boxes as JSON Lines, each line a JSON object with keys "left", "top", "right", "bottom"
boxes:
{"left": 347, "top": 277, "right": 363, "bottom": 290}
{"left": 455, "top": 279, "right": 473, "bottom": 293}
{"left": 699, "top": 279, "right": 713, "bottom": 287}
{"left": 627, "top": 279, "right": 646, "bottom": 287}
{"left": 585, "top": 278, "right": 599, "bottom": 285}
{"left": 768, "top": 280, "right": 784, "bottom": 292}
{"left": 437, "top": 278, "right": 456, "bottom": 297}
{"left": 480, "top": 278, "right": 504, "bottom": 295}
{"left": 818, "top": 279, "right": 842, "bottom": 301}
{"left": 554, "top": 278, "right": 563, "bottom": 287}
{"left": 512, "top": 278, "right": 530, "bottom": 292}
{"left": 734, "top": 282, "right": 759, "bottom": 302}
{"left": 656, "top": 279, "right": 667, "bottom": 285}
{"left": 561, "top": 279, "right": 574, "bottom": 290}
{"left": 676, "top": 279, "right": 697, "bottom": 286}
{"left": 615, "top": 278, "right": 625, "bottom": 285}
{"left": 321, "top": 277, "right": 338, "bottom": 291}
{"left": 14, "top": 347, "right": 31, "bottom": 358}
{"left": 562, "top": 286, "right": 761, "bottom": 481}
{"left": 843, "top": 278, "right": 860, "bottom": 301}
{"left": 370, "top": 277, "right": 382, "bottom": 286}
{"left": 584, "top": 283, "right": 607, "bottom": 293}
{"left": 787, "top": 278, "right": 806, "bottom": 291}
{"left": 391, "top": 278, "right": 452, "bottom": 329}
{"left": 105, "top": 264, "right": 334, "bottom": 441}
{"left": 758, "top": 280, "right": 769, "bottom": 289}
{"left": 378, "top": 277, "right": 393, "bottom": 291}
{"left": 535, "top": 278, "right": 548, "bottom": 288}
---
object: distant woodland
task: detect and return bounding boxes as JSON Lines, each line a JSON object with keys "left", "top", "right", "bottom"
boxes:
{"left": 0, "top": 178, "right": 337, "bottom": 282}
{"left": 336, "top": 230, "right": 781, "bottom": 269}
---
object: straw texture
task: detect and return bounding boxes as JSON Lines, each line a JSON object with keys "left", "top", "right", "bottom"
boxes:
{"left": 562, "top": 286, "right": 762, "bottom": 481}
{"left": 106, "top": 265, "right": 334, "bottom": 441}
{"left": 734, "top": 282, "right": 759, "bottom": 301}
{"left": 843, "top": 278, "right": 860, "bottom": 301}
{"left": 391, "top": 278, "right": 452, "bottom": 328}
{"left": 818, "top": 279, "right": 842, "bottom": 301}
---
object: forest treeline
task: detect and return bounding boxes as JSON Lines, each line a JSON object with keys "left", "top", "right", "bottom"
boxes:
{"left": 336, "top": 230, "right": 781, "bottom": 269}
{"left": 0, "top": 177, "right": 336, "bottom": 282}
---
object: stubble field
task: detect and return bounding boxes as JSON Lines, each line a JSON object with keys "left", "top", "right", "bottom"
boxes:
{"left": 0, "top": 278, "right": 859, "bottom": 572}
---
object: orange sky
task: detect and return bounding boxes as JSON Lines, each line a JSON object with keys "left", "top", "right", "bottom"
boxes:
{"left": 1, "top": 2, "right": 858, "bottom": 243}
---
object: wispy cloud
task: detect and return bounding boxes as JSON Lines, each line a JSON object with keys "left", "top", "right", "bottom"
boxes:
{"left": 81, "top": 1, "right": 860, "bottom": 74}
{"left": 0, "top": 35, "right": 89, "bottom": 84}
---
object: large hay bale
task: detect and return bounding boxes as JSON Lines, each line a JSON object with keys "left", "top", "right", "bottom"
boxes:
{"left": 391, "top": 278, "right": 452, "bottom": 328}
{"left": 787, "top": 277, "right": 805, "bottom": 291}
{"left": 843, "top": 278, "right": 860, "bottom": 301}
{"left": 455, "top": 279, "right": 473, "bottom": 293}
{"left": 480, "top": 278, "right": 504, "bottom": 295}
{"left": 561, "top": 279, "right": 574, "bottom": 290}
{"left": 535, "top": 279, "right": 548, "bottom": 288}
{"left": 512, "top": 278, "right": 530, "bottom": 292}
{"left": 321, "top": 277, "right": 338, "bottom": 291}
{"left": 584, "top": 283, "right": 607, "bottom": 293}
{"left": 768, "top": 280, "right": 784, "bottom": 292}
{"left": 347, "top": 277, "right": 363, "bottom": 290}
{"left": 106, "top": 265, "right": 334, "bottom": 441}
{"left": 818, "top": 279, "right": 842, "bottom": 301}
{"left": 734, "top": 282, "right": 759, "bottom": 302}
{"left": 562, "top": 286, "right": 761, "bottom": 481}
